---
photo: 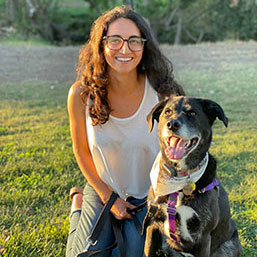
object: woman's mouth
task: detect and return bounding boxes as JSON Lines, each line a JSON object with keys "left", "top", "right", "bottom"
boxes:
{"left": 115, "top": 57, "right": 133, "bottom": 62}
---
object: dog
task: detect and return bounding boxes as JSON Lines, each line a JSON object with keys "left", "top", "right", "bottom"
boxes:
{"left": 143, "top": 96, "right": 241, "bottom": 257}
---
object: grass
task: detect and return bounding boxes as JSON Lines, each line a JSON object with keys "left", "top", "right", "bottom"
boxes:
{"left": 0, "top": 82, "right": 83, "bottom": 256}
{"left": 0, "top": 43, "right": 257, "bottom": 256}
{"left": 0, "top": 37, "right": 54, "bottom": 46}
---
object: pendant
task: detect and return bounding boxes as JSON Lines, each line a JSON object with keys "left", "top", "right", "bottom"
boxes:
{"left": 183, "top": 182, "right": 196, "bottom": 195}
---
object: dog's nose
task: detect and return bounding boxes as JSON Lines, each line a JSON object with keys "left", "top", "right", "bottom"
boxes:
{"left": 167, "top": 120, "right": 181, "bottom": 131}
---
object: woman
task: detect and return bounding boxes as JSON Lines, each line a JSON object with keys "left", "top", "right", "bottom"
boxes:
{"left": 66, "top": 5, "right": 184, "bottom": 257}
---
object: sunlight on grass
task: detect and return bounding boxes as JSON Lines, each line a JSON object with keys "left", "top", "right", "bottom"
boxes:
{"left": 0, "top": 82, "right": 84, "bottom": 256}
{"left": 0, "top": 36, "right": 54, "bottom": 46}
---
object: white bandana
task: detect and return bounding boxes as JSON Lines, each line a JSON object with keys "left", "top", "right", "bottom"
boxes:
{"left": 150, "top": 152, "right": 209, "bottom": 196}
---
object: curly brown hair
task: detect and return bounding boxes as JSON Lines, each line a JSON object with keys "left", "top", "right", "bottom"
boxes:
{"left": 77, "top": 5, "right": 184, "bottom": 126}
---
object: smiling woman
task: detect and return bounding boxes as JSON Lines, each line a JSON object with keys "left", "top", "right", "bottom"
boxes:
{"left": 103, "top": 18, "right": 144, "bottom": 79}
{"left": 66, "top": 5, "right": 184, "bottom": 257}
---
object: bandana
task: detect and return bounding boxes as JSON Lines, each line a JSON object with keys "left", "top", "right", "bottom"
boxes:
{"left": 150, "top": 152, "right": 209, "bottom": 196}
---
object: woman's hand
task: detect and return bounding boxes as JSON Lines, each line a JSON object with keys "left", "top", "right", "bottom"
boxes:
{"left": 111, "top": 198, "right": 136, "bottom": 220}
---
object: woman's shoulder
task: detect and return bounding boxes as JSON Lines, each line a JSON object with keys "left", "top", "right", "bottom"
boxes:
{"left": 69, "top": 80, "right": 83, "bottom": 98}
{"left": 67, "top": 81, "right": 85, "bottom": 113}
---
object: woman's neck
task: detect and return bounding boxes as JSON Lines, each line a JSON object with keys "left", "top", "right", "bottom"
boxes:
{"left": 106, "top": 70, "right": 146, "bottom": 118}
{"left": 107, "top": 70, "right": 144, "bottom": 96}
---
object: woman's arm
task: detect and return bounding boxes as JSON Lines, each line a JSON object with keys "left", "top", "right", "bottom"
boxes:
{"left": 67, "top": 81, "right": 135, "bottom": 219}
{"left": 68, "top": 81, "right": 111, "bottom": 203}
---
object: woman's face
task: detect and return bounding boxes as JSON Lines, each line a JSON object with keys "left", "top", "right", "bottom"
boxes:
{"left": 103, "top": 18, "right": 144, "bottom": 75}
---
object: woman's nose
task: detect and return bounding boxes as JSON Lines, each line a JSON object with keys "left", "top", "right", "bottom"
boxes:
{"left": 120, "top": 41, "right": 131, "bottom": 54}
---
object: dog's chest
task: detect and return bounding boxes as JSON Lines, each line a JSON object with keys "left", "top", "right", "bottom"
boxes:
{"left": 163, "top": 192, "right": 201, "bottom": 244}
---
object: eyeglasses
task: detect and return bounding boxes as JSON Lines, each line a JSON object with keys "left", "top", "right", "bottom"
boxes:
{"left": 103, "top": 35, "right": 147, "bottom": 52}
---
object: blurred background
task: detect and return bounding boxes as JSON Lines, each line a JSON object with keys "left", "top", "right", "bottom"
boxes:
{"left": 0, "top": 0, "right": 257, "bottom": 45}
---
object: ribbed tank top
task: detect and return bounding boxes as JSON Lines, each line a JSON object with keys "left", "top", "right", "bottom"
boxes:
{"left": 86, "top": 77, "right": 160, "bottom": 199}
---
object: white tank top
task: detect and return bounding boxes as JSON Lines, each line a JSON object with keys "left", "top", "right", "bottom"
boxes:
{"left": 86, "top": 77, "right": 160, "bottom": 199}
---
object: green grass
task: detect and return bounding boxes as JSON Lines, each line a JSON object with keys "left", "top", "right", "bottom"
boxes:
{"left": 0, "top": 82, "right": 84, "bottom": 256}
{"left": 0, "top": 45, "right": 257, "bottom": 256}
{"left": 0, "top": 37, "right": 54, "bottom": 46}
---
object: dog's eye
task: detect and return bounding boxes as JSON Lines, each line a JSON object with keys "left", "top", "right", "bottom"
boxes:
{"left": 186, "top": 110, "right": 196, "bottom": 116}
{"left": 164, "top": 108, "right": 172, "bottom": 115}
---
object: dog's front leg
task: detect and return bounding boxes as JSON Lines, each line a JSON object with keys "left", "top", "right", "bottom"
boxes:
{"left": 164, "top": 233, "right": 210, "bottom": 257}
{"left": 196, "top": 233, "right": 211, "bottom": 257}
{"left": 144, "top": 223, "right": 164, "bottom": 257}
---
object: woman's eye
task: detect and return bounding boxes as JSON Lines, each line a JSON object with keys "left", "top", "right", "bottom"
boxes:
{"left": 110, "top": 39, "right": 121, "bottom": 44}
{"left": 129, "top": 39, "right": 140, "bottom": 45}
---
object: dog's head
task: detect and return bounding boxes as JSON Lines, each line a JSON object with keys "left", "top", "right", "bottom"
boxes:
{"left": 147, "top": 96, "right": 228, "bottom": 170}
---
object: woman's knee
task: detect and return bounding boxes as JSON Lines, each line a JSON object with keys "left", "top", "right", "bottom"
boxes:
{"left": 67, "top": 184, "right": 115, "bottom": 256}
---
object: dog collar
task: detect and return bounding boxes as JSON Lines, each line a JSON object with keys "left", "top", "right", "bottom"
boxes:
{"left": 150, "top": 152, "right": 209, "bottom": 196}
{"left": 168, "top": 179, "right": 219, "bottom": 242}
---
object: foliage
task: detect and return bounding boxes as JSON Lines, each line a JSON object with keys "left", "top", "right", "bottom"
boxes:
{"left": 0, "top": 0, "right": 257, "bottom": 44}
{"left": 51, "top": 6, "right": 95, "bottom": 43}
{"left": 208, "top": 0, "right": 257, "bottom": 41}
{"left": 1, "top": 0, "right": 60, "bottom": 41}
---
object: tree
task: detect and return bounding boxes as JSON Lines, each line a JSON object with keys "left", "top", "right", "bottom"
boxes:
{"left": 123, "top": 0, "right": 136, "bottom": 10}
{"left": 4, "top": 0, "right": 59, "bottom": 41}
{"left": 2, "top": 0, "right": 256, "bottom": 44}
{"left": 4, "top": 0, "right": 19, "bottom": 23}
{"left": 210, "top": 0, "right": 257, "bottom": 41}
{"left": 140, "top": 0, "right": 221, "bottom": 44}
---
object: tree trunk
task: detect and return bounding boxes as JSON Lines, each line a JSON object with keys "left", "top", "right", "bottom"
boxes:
{"left": 25, "top": 0, "right": 36, "bottom": 17}
{"left": 142, "top": 0, "right": 149, "bottom": 7}
{"left": 174, "top": 5, "right": 183, "bottom": 44}
{"left": 5, "top": 0, "right": 19, "bottom": 23}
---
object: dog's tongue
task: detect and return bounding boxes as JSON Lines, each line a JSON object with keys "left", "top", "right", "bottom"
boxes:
{"left": 165, "top": 136, "right": 188, "bottom": 160}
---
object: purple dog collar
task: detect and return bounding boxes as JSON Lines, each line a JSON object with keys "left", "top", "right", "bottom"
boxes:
{"left": 167, "top": 179, "right": 219, "bottom": 242}
{"left": 198, "top": 179, "right": 219, "bottom": 193}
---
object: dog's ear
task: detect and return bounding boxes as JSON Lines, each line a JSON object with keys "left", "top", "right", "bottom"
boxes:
{"left": 201, "top": 99, "right": 228, "bottom": 127}
{"left": 147, "top": 98, "right": 169, "bottom": 132}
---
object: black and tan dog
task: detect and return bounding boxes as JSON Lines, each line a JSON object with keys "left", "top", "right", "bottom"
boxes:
{"left": 143, "top": 96, "right": 241, "bottom": 257}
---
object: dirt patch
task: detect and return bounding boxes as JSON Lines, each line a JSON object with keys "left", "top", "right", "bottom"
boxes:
{"left": 0, "top": 45, "right": 80, "bottom": 85}
{"left": 161, "top": 41, "right": 257, "bottom": 72}
{"left": 0, "top": 41, "right": 256, "bottom": 85}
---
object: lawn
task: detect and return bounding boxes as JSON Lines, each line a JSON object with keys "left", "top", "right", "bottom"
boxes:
{"left": 0, "top": 42, "right": 256, "bottom": 256}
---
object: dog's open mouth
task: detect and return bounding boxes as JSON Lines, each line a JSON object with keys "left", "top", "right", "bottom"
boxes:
{"left": 165, "top": 135, "right": 199, "bottom": 160}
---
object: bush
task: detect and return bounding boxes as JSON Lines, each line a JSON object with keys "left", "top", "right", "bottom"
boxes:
{"left": 210, "top": 0, "right": 257, "bottom": 41}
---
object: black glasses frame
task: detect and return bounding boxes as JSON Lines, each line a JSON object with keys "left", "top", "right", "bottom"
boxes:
{"left": 103, "top": 35, "right": 147, "bottom": 52}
